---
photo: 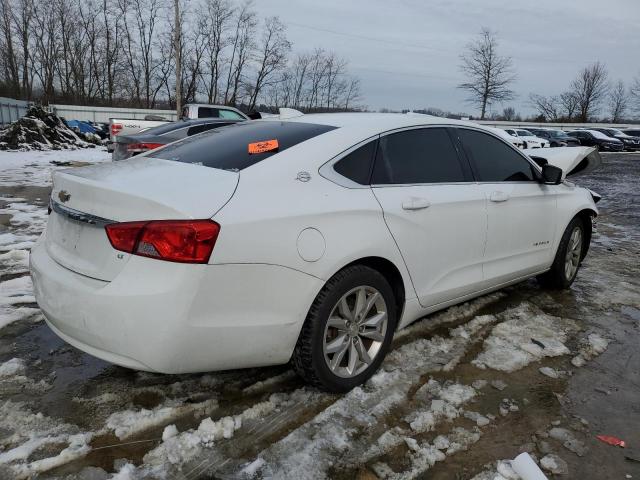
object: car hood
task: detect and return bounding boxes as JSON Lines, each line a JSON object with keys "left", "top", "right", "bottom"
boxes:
{"left": 526, "top": 146, "right": 601, "bottom": 179}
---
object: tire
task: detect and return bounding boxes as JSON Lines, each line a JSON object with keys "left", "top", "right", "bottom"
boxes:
{"left": 537, "top": 217, "right": 585, "bottom": 289}
{"left": 292, "top": 265, "right": 397, "bottom": 392}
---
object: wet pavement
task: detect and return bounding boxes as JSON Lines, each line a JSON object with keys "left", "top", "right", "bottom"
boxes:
{"left": 0, "top": 151, "right": 639, "bottom": 479}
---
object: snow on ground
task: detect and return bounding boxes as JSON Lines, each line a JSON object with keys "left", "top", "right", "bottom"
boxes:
{"left": 0, "top": 149, "right": 109, "bottom": 333}
{"left": 0, "top": 401, "right": 92, "bottom": 479}
{"left": 0, "top": 358, "right": 26, "bottom": 377}
{"left": 0, "top": 149, "right": 110, "bottom": 187}
{"left": 106, "top": 398, "right": 218, "bottom": 440}
{"left": 571, "top": 333, "right": 609, "bottom": 367}
{"left": 472, "top": 303, "right": 578, "bottom": 372}
{"left": 237, "top": 315, "right": 501, "bottom": 480}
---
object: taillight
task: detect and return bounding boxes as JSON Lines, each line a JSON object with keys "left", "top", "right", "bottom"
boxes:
{"left": 105, "top": 220, "right": 220, "bottom": 264}
{"left": 111, "top": 123, "right": 123, "bottom": 136}
{"left": 127, "top": 142, "right": 164, "bottom": 153}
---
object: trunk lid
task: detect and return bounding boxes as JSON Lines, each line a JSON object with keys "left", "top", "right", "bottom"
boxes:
{"left": 46, "top": 157, "right": 238, "bottom": 281}
{"left": 527, "top": 146, "right": 601, "bottom": 179}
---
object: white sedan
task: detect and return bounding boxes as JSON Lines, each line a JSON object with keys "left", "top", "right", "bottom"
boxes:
{"left": 504, "top": 128, "right": 550, "bottom": 149}
{"left": 30, "top": 113, "right": 600, "bottom": 392}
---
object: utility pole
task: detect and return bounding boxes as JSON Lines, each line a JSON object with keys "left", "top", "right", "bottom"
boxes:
{"left": 174, "top": 0, "right": 182, "bottom": 117}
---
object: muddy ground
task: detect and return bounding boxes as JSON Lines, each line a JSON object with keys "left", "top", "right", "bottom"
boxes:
{"left": 0, "top": 151, "right": 638, "bottom": 479}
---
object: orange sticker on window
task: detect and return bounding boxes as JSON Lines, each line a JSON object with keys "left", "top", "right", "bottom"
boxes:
{"left": 248, "top": 139, "right": 279, "bottom": 154}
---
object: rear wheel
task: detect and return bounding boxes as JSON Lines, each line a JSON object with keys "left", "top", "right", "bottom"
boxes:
{"left": 537, "top": 217, "right": 585, "bottom": 289}
{"left": 292, "top": 265, "right": 397, "bottom": 392}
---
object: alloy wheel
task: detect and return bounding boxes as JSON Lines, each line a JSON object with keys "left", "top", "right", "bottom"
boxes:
{"left": 564, "top": 227, "right": 582, "bottom": 281}
{"left": 322, "top": 286, "right": 388, "bottom": 378}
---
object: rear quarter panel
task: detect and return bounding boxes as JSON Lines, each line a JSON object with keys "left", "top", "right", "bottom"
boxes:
{"left": 210, "top": 129, "right": 417, "bottom": 301}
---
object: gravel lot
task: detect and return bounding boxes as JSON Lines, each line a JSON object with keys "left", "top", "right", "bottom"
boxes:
{"left": 0, "top": 150, "right": 638, "bottom": 479}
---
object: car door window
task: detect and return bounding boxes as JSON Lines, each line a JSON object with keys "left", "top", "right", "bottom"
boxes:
{"left": 457, "top": 128, "right": 536, "bottom": 182}
{"left": 371, "top": 128, "right": 466, "bottom": 185}
{"left": 333, "top": 140, "right": 377, "bottom": 185}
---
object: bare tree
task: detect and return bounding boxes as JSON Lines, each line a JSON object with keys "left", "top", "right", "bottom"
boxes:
{"left": 569, "top": 62, "right": 609, "bottom": 122}
{"left": 458, "top": 28, "right": 515, "bottom": 119}
{"left": 559, "top": 91, "right": 579, "bottom": 120}
{"left": 223, "top": 1, "right": 256, "bottom": 106}
{"left": 529, "top": 94, "right": 559, "bottom": 121}
{"left": 173, "top": 0, "right": 182, "bottom": 114}
{"left": 629, "top": 74, "right": 640, "bottom": 115}
{"left": 201, "top": 0, "right": 232, "bottom": 103}
{"left": 608, "top": 80, "right": 627, "bottom": 122}
{"left": 0, "top": 0, "right": 20, "bottom": 96}
{"left": 342, "top": 76, "right": 361, "bottom": 110}
{"left": 246, "top": 16, "right": 289, "bottom": 110}
{"left": 501, "top": 106, "right": 517, "bottom": 121}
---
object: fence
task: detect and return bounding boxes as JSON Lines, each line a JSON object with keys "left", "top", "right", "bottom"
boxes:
{"left": 48, "top": 104, "right": 177, "bottom": 123}
{"left": 0, "top": 97, "right": 30, "bottom": 125}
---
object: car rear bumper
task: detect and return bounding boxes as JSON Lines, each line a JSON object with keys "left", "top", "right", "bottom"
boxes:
{"left": 30, "top": 234, "right": 324, "bottom": 373}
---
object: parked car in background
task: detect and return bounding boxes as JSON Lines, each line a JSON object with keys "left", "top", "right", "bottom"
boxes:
{"left": 526, "top": 128, "right": 580, "bottom": 148}
{"left": 181, "top": 104, "right": 249, "bottom": 120}
{"left": 108, "top": 118, "right": 170, "bottom": 152}
{"left": 590, "top": 127, "right": 640, "bottom": 151}
{"left": 567, "top": 130, "right": 624, "bottom": 151}
{"left": 487, "top": 126, "right": 524, "bottom": 148}
{"left": 108, "top": 104, "right": 251, "bottom": 152}
{"left": 623, "top": 128, "right": 640, "bottom": 137}
{"left": 31, "top": 112, "right": 601, "bottom": 392}
{"left": 503, "top": 129, "right": 549, "bottom": 149}
{"left": 112, "top": 118, "right": 243, "bottom": 160}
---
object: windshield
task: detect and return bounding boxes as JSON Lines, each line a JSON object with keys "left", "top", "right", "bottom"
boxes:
{"left": 517, "top": 130, "right": 534, "bottom": 136}
{"left": 589, "top": 130, "right": 615, "bottom": 140}
{"left": 547, "top": 130, "right": 566, "bottom": 138}
{"left": 148, "top": 121, "right": 337, "bottom": 171}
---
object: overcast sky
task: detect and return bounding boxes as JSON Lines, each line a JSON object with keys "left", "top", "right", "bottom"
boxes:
{"left": 251, "top": 0, "right": 640, "bottom": 116}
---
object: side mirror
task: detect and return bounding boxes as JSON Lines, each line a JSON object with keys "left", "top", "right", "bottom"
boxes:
{"left": 541, "top": 164, "right": 563, "bottom": 185}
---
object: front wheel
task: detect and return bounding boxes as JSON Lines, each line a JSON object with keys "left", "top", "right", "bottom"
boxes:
{"left": 292, "top": 265, "right": 397, "bottom": 392}
{"left": 537, "top": 218, "right": 585, "bottom": 289}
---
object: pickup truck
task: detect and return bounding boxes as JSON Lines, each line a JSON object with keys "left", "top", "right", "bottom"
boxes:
{"left": 107, "top": 104, "right": 250, "bottom": 151}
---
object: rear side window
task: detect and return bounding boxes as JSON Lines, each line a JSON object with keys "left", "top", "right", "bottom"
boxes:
{"left": 149, "top": 121, "right": 337, "bottom": 171}
{"left": 219, "top": 109, "right": 245, "bottom": 120}
{"left": 372, "top": 128, "right": 465, "bottom": 184}
{"left": 457, "top": 129, "right": 535, "bottom": 182}
{"left": 187, "top": 122, "right": 232, "bottom": 136}
{"left": 198, "top": 107, "right": 221, "bottom": 118}
{"left": 333, "top": 141, "right": 377, "bottom": 185}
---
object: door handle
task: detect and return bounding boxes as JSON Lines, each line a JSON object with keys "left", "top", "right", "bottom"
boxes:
{"left": 402, "top": 197, "right": 431, "bottom": 210}
{"left": 489, "top": 191, "right": 510, "bottom": 202}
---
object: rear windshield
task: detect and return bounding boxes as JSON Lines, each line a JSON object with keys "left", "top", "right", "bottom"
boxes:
{"left": 139, "top": 121, "right": 194, "bottom": 136}
{"left": 148, "top": 121, "right": 337, "bottom": 171}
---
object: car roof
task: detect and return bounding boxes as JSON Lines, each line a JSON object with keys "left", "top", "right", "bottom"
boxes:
{"left": 262, "top": 112, "right": 482, "bottom": 138}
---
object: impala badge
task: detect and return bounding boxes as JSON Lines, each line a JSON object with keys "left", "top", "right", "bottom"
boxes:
{"left": 58, "top": 190, "right": 71, "bottom": 203}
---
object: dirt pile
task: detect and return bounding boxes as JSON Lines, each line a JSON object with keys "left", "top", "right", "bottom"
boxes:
{"left": 0, "top": 106, "right": 99, "bottom": 151}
